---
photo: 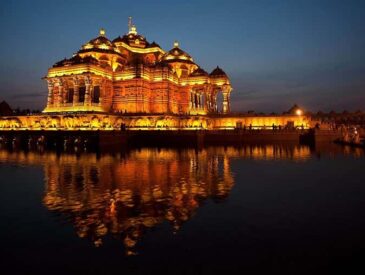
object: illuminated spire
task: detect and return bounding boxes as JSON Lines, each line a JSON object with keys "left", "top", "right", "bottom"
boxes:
{"left": 128, "top": 16, "right": 137, "bottom": 35}
{"left": 128, "top": 16, "right": 132, "bottom": 32}
{"left": 173, "top": 40, "right": 179, "bottom": 48}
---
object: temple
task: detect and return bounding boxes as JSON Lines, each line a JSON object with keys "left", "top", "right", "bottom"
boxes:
{"left": 0, "top": 18, "right": 309, "bottom": 131}
{"left": 44, "top": 18, "right": 232, "bottom": 115}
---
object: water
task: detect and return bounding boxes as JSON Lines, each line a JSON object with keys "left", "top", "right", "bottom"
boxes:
{"left": 0, "top": 144, "right": 364, "bottom": 274}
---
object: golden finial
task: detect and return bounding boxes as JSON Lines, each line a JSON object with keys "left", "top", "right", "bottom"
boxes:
{"left": 99, "top": 28, "right": 106, "bottom": 36}
{"left": 128, "top": 17, "right": 137, "bottom": 35}
{"left": 173, "top": 40, "right": 179, "bottom": 48}
{"left": 128, "top": 16, "right": 132, "bottom": 32}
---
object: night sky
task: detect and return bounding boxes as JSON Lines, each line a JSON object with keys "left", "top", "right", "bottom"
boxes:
{"left": 1, "top": 0, "right": 364, "bottom": 112}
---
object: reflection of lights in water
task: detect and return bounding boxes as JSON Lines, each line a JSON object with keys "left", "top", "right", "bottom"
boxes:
{"left": 0, "top": 145, "right": 363, "bottom": 254}
{"left": 40, "top": 148, "right": 235, "bottom": 255}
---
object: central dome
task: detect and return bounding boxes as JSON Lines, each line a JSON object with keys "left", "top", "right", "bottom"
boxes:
{"left": 112, "top": 22, "right": 153, "bottom": 49}
{"left": 112, "top": 33, "right": 149, "bottom": 48}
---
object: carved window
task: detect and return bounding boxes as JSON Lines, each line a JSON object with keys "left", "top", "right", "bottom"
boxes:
{"left": 67, "top": 88, "right": 74, "bottom": 103}
{"left": 93, "top": 86, "right": 100, "bottom": 103}
{"left": 78, "top": 86, "right": 86, "bottom": 102}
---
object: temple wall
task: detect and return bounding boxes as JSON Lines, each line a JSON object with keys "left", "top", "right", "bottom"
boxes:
{"left": 44, "top": 64, "right": 229, "bottom": 116}
{"left": 112, "top": 79, "right": 191, "bottom": 114}
{"left": 211, "top": 115, "right": 310, "bottom": 129}
{"left": 0, "top": 114, "right": 310, "bottom": 131}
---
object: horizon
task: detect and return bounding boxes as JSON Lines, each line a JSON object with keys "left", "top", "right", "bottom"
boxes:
{"left": 1, "top": 0, "right": 364, "bottom": 112}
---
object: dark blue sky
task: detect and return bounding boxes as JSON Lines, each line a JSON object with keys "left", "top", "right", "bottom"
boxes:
{"left": 1, "top": 0, "right": 364, "bottom": 112}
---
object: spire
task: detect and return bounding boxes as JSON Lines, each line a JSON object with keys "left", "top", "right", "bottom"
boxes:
{"left": 128, "top": 16, "right": 132, "bottom": 32}
{"left": 173, "top": 40, "right": 179, "bottom": 48}
{"left": 128, "top": 16, "right": 137, "bottom": 35}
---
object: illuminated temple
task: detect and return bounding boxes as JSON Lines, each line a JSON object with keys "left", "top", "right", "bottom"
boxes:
{"left": 44, "top": 19, "right": 232, "bottom": 115}
{"left": 0, "top": 19, "right": 309, "bottom": 130}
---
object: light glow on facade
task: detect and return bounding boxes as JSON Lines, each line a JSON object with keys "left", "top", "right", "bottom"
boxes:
{"left": 0, "top": 19, "right": 310, "bottom": 131}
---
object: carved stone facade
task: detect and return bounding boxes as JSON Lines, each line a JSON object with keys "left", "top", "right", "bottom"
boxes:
{"left": 43, "top": 23, "right": 232, "bottom": 115}
{"left": 0, "top": 21, "right": 311, "bottom": 131}
{"left": 0, "top": 113, "right": 309, "bottom": 130}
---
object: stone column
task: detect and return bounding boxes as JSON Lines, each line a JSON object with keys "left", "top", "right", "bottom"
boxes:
{"left": 98, "top": 87, "right": 102, "bottom": 105}
{"left": 222, "top": 85, "right": 232, "bottom": 114}
{"left": 84, "top": 76, "right": 92, "bottom": 107}
{"left": 57, "top": 79, "right": 64, "bottom": 107}
{"left": 72, "top": 77, "right": 79, "bottom": 105}
{"left": 46, "top": 80, "right": 54, "bottom": 108}
{"left": 99, "top": 80, "right": 106, "bottom": 108}
{"left": 204, "top": 86, "right": 211, "bottom": 112}
{"left": 211, "top": 88, "right": 218, "bottom": 113}
{"left": 205, "top": 93, "right": 210, "bottom": 111}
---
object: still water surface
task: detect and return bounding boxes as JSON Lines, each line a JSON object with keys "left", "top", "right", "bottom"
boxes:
{"left": 0, "top": 144, "right": 364, "bottom": 274}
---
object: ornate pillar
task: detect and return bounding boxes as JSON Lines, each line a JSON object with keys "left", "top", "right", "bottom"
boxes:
{"left": 204, "top": 85, "right": 211, "bottom": 112}
{"left": 72, "top": 77, "right": 79, "bottom": 105}
{"left": 84, "top": 76, "right": 92, "bottom": 106}
{"left": 57, "top": 79, "right": 64, "bottom": 107}
{"left": 212, "top": 88, "right": 218, "bottom": 113}
{"left": 222, "top": 85, "right": 232, "bottom": 114}
{"left": 205, "top": 93, "right": 210, "bottom": 111}
{"left": 99, "top": 80, "right": 105, "bottom": 106}
{"left": 46, "top": 80, "right": 54, "bottom": 108}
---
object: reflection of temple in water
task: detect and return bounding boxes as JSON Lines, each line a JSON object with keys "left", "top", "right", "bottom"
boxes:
{"left": 0, "top": 144, "right": 362, "bottom": 255}
{"left": 42, "top": 149, "right": 235, "bottom": 255}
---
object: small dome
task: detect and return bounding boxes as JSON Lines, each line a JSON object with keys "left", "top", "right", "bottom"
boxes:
{"left": 82, "top": 29, "right": 114, "bottom": 50}
{"left": 190, "top": 67, "right": 208, "bottom": 77}
{"left": 148, "top": 41, "right": 161, "bottom": 48}
{"left": 112, "top": 35, "right": 127, "bottom": 43}
{"left": 210, "top": 66, "right": 227, "bottom": 77}
{"left": 161, "top": 42, "right": 195, "bottom": 64}
{"left": 53, "top": 55, "right": 99, "bottom": 67}
{"left": 0, "top": 100, "right": 13, "bottom": 116}
{"left": 286, "top": 104, "right": 304, "bottom": 115}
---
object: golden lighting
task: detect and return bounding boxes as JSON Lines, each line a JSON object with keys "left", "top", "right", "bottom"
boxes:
{"left": 0, "top": 20, "right": 314, "bottom": 132}
{"left": 0, "top": 113, "right": 310, "bottom": 131}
